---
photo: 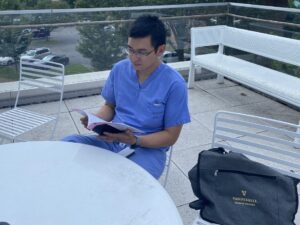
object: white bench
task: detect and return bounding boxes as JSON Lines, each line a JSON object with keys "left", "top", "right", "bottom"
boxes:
{"left": 187, "top": 25, "right": 300, "bottom": 108}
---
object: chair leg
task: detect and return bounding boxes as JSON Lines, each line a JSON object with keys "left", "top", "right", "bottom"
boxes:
{"left": 188, "top": 63, "right": 196, "bottom": 89}
{"left": 0, "top": 136, "right": 12, "bottom": 144}
{"left": 163, "top": 146, "right": 173, "bottom": 187}
{"left": 294, "top": 119, "right": 300, "bottom": 148}
{"left": 0, "top": 138, "right": 5, "bottom": 144}
{"left": 50, "top": 116, "right": 60, "bottom": 140}
{"left": 217, "top": 74, "right": 224, "bottom": 84}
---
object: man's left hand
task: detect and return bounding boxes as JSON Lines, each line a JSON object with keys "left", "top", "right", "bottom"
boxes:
{"left": 101, "top": 130, "right": 136, "bottom": 145}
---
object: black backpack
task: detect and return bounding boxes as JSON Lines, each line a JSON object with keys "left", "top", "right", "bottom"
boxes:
{"left": 188, "top": 147, "right": 299, "bottom": 225}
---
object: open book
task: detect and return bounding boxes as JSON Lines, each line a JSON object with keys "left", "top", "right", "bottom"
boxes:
{"left": 74, "top": 109, "right": 143, "bottom": 135}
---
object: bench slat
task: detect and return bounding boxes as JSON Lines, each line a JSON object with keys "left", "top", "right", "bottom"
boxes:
{"left": 223, "top": 26, "right": 300, "bottom": 67}
{"left": 193, "top": 53, "right": 300, "bottom": 107}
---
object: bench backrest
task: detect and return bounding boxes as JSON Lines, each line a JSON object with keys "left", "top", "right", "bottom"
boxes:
{"left": 191, "top": 25, "right": 300, "bottom": 67}
{"left": 212, "top": 111, "right": 300, "bottom": 180}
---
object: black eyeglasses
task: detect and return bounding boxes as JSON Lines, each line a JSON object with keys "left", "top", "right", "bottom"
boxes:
{"left": 123, "top": 47, "right": 155, "bottom": 57}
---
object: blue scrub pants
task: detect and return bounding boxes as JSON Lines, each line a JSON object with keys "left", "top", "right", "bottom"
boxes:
{"left": 62, "top": 134, "right": 166, "bottom": 179}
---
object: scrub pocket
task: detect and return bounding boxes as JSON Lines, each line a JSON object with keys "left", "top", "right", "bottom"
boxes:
{"left": 147, "top": 102, "right": 165, "bottom": 118}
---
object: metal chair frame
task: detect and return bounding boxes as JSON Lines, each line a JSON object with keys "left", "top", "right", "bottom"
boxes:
{"left": 192, "top": 110, "right": 300, "bottom": 225}
{"left": 0, "top": 58, "right": 64, "bottom": 142}
{"left": 163, "top": 145, "right": 173, "bottom": 187}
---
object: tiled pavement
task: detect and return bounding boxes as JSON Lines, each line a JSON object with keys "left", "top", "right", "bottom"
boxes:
{"left": 1, "top": 78, "right": 300, "bottom": 225}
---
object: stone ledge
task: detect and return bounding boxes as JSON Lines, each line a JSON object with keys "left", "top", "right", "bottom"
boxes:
{"left": 0, "top": 61, "right": 192, "bottom": 108}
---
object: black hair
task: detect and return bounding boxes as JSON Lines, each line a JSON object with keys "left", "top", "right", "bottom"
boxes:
{"left": 129, "top": 15, "right": 166, "bottom": 49}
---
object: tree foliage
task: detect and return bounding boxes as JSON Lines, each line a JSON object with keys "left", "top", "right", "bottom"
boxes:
{"left": 0, "top": 0, "right": 70, "bottom": 9}
{"left": 0, "top": 1, "right": 291, "bottom": 10}
{"left": 19, "top": 0, "right": 37, "bottom": 8}
{"left": 0, "top": 28, "right": 31, "bottom": 65}
{"left": 74, "top": 0, "right": 223, "bottom": 8}
{"left": 35, "top": 0, "right": 70, "bottom": 9}
{"left": 0, "top": 0, "right": 294, "bottom": 72}
{"left": 0, "top": 0, "right": 21, "bottom": 10}
{"left": 77, "top": 23, "right": 128, "bottom": 70}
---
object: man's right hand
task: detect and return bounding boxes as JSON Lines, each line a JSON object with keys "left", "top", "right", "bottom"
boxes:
{"left": 80, "top": 116, "right": 88, "bottom": 128}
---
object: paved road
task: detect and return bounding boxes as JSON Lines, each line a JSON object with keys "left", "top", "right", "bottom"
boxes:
{"left": 29, "top": 26, "right": 93, "bottom": 69}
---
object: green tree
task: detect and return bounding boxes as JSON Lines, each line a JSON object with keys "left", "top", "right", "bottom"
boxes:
{"left": 19, "top": 0, "right": 38, "bottom": 8}
{"left": 289, "top": 0, "right": 300, "bottom": 7}
{"left": 0, "top": 0, "right": 20, "bottom": 10}
{"left": 77, "top": 23, "right": 128, "bottom": 70}
{"left": 64, "top": 0, "right": 76, "bottom": 8}
{"left": 36, "top": 0, "right": 70, "bottom": 9}
{"left": 74, "top": 0, "right": 197, "bottom": 68}
{"left": 0, "top": 28, "right": 31, "bottom": 69}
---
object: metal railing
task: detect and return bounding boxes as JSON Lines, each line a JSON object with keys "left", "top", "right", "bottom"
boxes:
{"left": 0, "top": 2, "right": 299, "bottom": 93}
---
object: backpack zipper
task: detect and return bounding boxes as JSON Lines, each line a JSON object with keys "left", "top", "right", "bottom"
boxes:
{"left": 214, "top": 169, "right": 276, "bottom": 179}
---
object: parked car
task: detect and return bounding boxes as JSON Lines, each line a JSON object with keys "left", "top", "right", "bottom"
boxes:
{"left": 162, "top": 51, "right": 190, "bottom": 63}
{"left": 104, "top": 25, "right": 116, "bottom": 32}
{"left": 32, "top": 27, "right": 50, "bottom": 39}
{"left": 21, "top": 28, "right": 32, "bottom": 35}
{"left": 0, "top": 57, "right": 15, "bottom": 66}
{"left": 42, "top": 54, "right": 69, "bottom": 65}
{"left": 21, "top": 47, "right": 51, "bottom": 60}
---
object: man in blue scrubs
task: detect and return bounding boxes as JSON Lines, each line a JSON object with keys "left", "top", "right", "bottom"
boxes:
{"left": 63, "top": 15, "right": 190, "bottom": 179}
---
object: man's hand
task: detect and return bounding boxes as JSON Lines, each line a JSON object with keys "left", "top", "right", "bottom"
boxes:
{"left": 100, "top": 130, "right": 136, "bottom": 145}
{"left": 80, "top": 116, "right": 88, "bottom": 128}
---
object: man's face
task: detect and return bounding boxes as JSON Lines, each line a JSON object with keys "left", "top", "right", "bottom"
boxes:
{"left": 127, "top": 36, "right": 165, "bottom": 74}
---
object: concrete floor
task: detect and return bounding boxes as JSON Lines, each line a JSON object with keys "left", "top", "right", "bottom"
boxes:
{"left": 1, "top": 78, "right": 300, "bottom": 224}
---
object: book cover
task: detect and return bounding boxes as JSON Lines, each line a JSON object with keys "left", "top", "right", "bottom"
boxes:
{"left": 73, "top": 109, "right": 143, "bottom": 135}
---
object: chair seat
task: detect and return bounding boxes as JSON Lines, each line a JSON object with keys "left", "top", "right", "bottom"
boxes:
{"left": 0, "top": 108, "right": 55, "bottom": 139}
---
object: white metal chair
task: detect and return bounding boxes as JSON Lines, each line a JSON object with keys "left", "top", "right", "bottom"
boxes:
{"left": 162, "top": 145, "right": 173, "bottom": 187}
{"left": 0, "top": 58, "right": 64, "bottom": 142}
{"left": 192, "top": 110, "right": 300, "bottom": 225}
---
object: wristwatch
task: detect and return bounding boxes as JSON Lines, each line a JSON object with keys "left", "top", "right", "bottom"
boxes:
{"left": 130, "top": 135, "right": 141, "bottom": 149}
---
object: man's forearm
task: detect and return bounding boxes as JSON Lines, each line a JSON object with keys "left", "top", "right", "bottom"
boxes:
{"left": 137, "top": 125, "right": 182, "bottom": 148}
{"left": 95, "top": 102, "right": 115, "bottom": 122}
{"left": 101, "top": 125, "right": 183, "bottom": 148}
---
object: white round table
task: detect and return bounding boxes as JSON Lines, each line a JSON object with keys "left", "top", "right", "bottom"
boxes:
{"left": 0, "top": 141, "right": 183, "bottom": 225}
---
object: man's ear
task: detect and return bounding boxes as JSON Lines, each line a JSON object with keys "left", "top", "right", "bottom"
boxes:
{"left": 156, "top": 44, "right": 166, "bottom": 57}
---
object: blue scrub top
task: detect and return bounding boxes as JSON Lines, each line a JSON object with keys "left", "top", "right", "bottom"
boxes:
{"left": 101, "top": 59, "right": 190, "bottom": 135}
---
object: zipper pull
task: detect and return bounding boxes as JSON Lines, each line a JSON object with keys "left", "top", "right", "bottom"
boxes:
{"left": 214, "top": 170, "right": 218, "bottom": 176}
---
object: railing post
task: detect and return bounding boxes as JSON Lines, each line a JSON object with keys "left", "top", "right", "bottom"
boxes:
{"left": 217, "top": 44, "right": 224, "bottom": 84}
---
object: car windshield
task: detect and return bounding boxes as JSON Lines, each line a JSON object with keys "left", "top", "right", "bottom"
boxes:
{"left": 26, "top": 50, "right": 36, "bottom": 56}
{"left": 43, "top": 55, "right": 52, "bottom": 61}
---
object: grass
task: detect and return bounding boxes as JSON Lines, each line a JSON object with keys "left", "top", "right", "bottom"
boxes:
{"left": 0, "top": 64, "right": 93, "bottom": 83}
{"left": 0, "top": 66, "right": 18, "bottom": 82}
{"left": 65, "top": 64, "right": 93, "bottom": 75}
{"left": 31, "top": 38, "right": 60, "bottom": 47}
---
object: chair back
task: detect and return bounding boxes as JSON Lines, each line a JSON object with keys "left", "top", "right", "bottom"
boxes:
{"left": 212, "top": 111, "right": 300, "bottom": 180}
{"left": 15, "top": 58, "right": 65, "bottom": 109}
{"left": 222, "top": 26, "right": 300, "bottom": 67}
{"left": 190, "top": 25, "right": 300, "bottom": 67}
{"left": 190, "top": 25, "right": 224, "bottom": 59}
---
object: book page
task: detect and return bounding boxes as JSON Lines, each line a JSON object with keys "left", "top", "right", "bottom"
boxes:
{"left": 108, "top": 122, "right": 143, "bottom": 133}
{"left": 73, "top": 108, "right": 143, "bottom": 133}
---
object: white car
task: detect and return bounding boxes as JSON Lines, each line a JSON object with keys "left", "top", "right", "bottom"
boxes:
{"left": 21, "top": 47, "right": 51, "bottom": 60}
{"left": 0, "top": 57, "right": 15, "bottom": 66}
